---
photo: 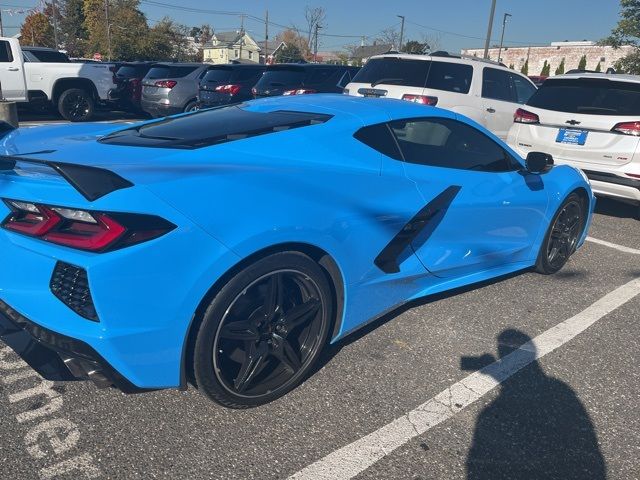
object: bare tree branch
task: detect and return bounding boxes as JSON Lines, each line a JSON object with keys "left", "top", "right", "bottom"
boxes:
{"left": 305, "top": 6, "right": 326, "bottom": 49}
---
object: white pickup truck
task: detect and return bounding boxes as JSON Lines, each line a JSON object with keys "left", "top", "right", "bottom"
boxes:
{"left": 0, "top": 37, "right": 118, "bottom": 121}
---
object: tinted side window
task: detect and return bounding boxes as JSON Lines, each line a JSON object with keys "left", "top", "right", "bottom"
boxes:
{"left": 0, "top": 41, "right": 13, "bottom": 62}
{"left": 511, "top": 74, "right": 536, "bottom": 104}
{"left": 353, "top": 123, "right": 402, "bottom": 160}
{"left": 337, "top": 70, "right": 352, "bottom": 88}
{"left": 307, "top": 68, "right": 339, "bottom": 84}
{"left": 426, "top": 61, "right": 473, "bottom": 94}
{"left": 482, "top": 68, "right": 515, "bottom": 102}
{"left": 389, "top": 117, "right": 514, "bottom": 172}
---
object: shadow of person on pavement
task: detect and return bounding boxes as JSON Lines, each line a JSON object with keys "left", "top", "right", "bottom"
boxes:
{"left": 464, "top": 329, "right": 607, "bottom": 480}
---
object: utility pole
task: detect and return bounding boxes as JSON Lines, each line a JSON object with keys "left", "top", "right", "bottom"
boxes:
{"left": 313, "top": 24, "right": 321, "bottom": 63}
{"left": 264, "top": 10, "right": 268, "bottom": 64}
{"left": 52, "top": 0, "right": 59, "bottom": 49}
{"left": 397, "top": 15, "right": 405, "bottom": 52}
{"left": 497, "top": 13, "right": 511, "bottom": 64}
{"left": 238, "top": 14, "right": 245, "bottom": 60}
{"left": 483, "top": 0, "right": 497, "bottom": 59}
{"left": 0, "top": 10, "right": 4, "bottom": 37}
{"left": 105, "top": 0, "right": 111, "bottom": 61}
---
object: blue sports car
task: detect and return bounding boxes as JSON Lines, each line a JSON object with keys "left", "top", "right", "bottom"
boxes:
{"left": 0, "top": 95, "right": 594, "bottom": 408}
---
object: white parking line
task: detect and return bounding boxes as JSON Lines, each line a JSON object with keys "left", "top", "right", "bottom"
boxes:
{"left": 586, "top": 236, "right": 640, "bottom": 255}
{"left": 288, "top": 277, "right": 640, "bottom": 480}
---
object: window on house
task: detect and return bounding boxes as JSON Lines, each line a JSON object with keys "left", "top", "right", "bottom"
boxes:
{"left": 248, "top": 51, "right": 253, "bottom": 60}
{"left": 235, "top": 50, "right": 239, "bottom": 57}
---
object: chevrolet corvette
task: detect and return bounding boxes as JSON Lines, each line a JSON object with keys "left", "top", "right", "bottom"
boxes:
{"left": 0, "top": 95, "right": 594, "bottom": 408}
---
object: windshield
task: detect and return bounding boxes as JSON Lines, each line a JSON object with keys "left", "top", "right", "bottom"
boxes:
{"left": 527, "top": 78, "right": 640, "bottom": 115}
{"left": 201, "top": 69, "right": 233, "bottom": 83}
{"left": 254, "top": 67, "right": 306, "bottom": 88}
{"left": 351, "top": 58, "right": 473, "bottom": 94}
{"left": 146, "top": 66, "right": 198, "bottom": 79}
{"left": 117, "top": 65, "right": 147, "bottom": 78}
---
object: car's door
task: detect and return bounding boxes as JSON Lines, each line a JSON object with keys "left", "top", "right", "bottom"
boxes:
{"left": 0, "top": 38, "right": 26, "bottom": 101}
{"left": 387, "top": 116, "right": 549, "bottom": 278}
{"left": 481, "top": 67, "right": 522, "bottom": 139}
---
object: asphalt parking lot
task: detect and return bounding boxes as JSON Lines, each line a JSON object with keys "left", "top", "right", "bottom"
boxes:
{"left": 0, "top": 116, "right": 638, "bottom": 479}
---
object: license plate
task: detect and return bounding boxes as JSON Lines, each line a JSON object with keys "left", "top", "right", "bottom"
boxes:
{"left": 556, "top": 128, "right": 588, "bottom": 145}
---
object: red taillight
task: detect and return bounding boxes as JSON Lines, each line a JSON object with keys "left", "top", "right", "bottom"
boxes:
{"left": 401, "top": 94, "right": 438, "bottom": 106}
{"left": 514, "top": 108, "right": 540, "bottom": 124}
{"left": 155, "top": 80, "right": 177, "bottom": 89}
{"left": 3, "top": 202, "right": 61, "bottom": 236}
{"left": 282, "top": 88, "right": 317, "bottom": 95}
{"left": 215, "top": 84, "right": 242, "bottom": 95}
{"left": 612, "top": 121, "right": 640, "bottom": 136}
{"left": 2, "top": 200, "right": 175, "bottom": 252}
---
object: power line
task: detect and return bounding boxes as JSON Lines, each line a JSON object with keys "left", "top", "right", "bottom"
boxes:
{"left": 404, "top": 19, "right": 546, "bottom": 46}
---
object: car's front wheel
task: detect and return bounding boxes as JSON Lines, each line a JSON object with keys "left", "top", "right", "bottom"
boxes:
{"left": 535, "top": 193, "right": 586, "bottom": 274}
{"left": 193, "top": 252, "right": 333, "bottom": 408}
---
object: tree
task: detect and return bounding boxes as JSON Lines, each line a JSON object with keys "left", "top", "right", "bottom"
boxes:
{"left": 555, "top": 57, "right": 565, "bottom": 75}
{"left": 595, "top": 61, "right": 602, "bottom": 72}
{"left": 541, "top": 60, "right": 551, "bottom": 76}
{"left": 376, "top": 27, "right": 400, "bottom": 49}
{"left": 143, "top": 17, "right": 196, "bottom": 62}
{"left": 59, "top": 0, "right": 88, "bottom": 57}
{"left": 275, "top": 29, "right": 311, "bottom": 61}
{"left": 304, "top": 6, "right": 326, "bottom": 49}
{"left": 520, "top": 59, "right": 529, "bottom": 75}
{"left": 403, "top": 40, "right": 427, "bottom": 54}
{"left": 578, "top": 54, "right": 587, "bottom": 70}
{"left": 604, "top": 0, "right": 640, "bottom": 73}
{"left": 20, "top": 11, "right": 55, "bottom": 47}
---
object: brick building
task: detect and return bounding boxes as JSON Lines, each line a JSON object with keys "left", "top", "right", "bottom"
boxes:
{"left": 461, "top": 41, "right": 634, "bottom": 76}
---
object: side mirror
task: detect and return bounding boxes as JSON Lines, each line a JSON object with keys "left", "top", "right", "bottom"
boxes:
{"left": 525, "top": 151, "right": 553, "bottom": 174}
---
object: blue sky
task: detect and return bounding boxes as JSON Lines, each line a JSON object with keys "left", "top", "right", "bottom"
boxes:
{"left": 1, "top": 0, "right": 621, "bottom": 53}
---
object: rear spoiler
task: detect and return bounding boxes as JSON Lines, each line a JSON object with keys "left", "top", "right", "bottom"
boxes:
{"left": 0, "top": 155, "right": 133, "bottom": 201}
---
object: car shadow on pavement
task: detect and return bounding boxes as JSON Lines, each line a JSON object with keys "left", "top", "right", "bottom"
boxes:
{"left": 594, "top": 196, "right": 638, "bottom": 220}
{"left": 464, "top": 329, "right": 607, "bottom": 480}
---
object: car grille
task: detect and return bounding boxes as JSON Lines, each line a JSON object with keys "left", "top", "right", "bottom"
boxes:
{"left": 50, "top": 262, "right": 99, "bottom": 321}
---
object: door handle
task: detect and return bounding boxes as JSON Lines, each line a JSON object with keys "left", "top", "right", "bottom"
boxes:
{"left": 486, "top": 107, "right": 496, "bottom": 113}
{"left": 7, "top": 67, "right": 19, "bottom": 71}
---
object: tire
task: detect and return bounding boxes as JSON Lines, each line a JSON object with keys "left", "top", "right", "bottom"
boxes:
{"left": 184, "top": 100, "right": 198, "bottom": 113}
{"left": 535, "top": 193, "right": 586, "bottom": 274}
{"left": 57, "top": 88, "right": 95, "bottom": 122}
{"left": 193, "top": 251, "right": 333, "bottom": 408}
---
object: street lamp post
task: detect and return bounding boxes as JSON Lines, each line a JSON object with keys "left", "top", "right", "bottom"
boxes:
{"left": 483, "top": 0, "right": 497, "bottom": 59}
{"left": 397, "top": 15, "right": 405, "bottom": 52}
{"left": 497, "top": 13, "right": 512, "bottom": 64}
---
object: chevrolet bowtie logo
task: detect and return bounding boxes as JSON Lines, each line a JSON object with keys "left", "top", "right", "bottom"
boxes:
{"left": 566, "top": 119, "right": 581, "bottom": 125}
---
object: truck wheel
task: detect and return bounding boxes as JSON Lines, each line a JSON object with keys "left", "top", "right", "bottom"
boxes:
{"left": 57, "top": 88, "right": 95, "bottom": 122}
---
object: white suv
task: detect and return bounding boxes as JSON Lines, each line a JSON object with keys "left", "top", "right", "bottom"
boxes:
{"left": 344, "top": 52, "right": 537, "bottom": 140}
{"left": 507, "top": 73, "right": 640, "bottom": 208}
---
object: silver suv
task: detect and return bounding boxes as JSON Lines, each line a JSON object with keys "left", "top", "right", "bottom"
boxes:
{"left": 141, "top": 63, "right": 210, "bottom": 118}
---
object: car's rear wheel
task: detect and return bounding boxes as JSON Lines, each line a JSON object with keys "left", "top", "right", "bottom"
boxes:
{"left": 535, "top": 193, "right": 585, "bottom": 274}
{"left": 58, "top": 88, "right": 95, "bottom": 122}
{"left": 184, "top": 100, "right": 198, "bottom": 113}
{"left": 193, "top": 252, "right": 333, "bottom": 408}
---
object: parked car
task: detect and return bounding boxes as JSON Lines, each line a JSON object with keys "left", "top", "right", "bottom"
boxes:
{"left": 508, "top": 73, "right": 640, "bottom": 210}
{"left": 252, "top": 63, "right": 359, "bottom": 98}
{"left": 0, "top": 37, "right": 119, "bottom": 121}
{"left": 108, "top": 62, "right": 156, "bottom": 113}
{"left": 0, "top": 95, "right": 593, "bottom": 408}
{"left": 141, "top": 63, "right": 210, "bottom": 117}
{"left": 196, "top": 64, "right": 266, "bottom": 108}
{"left": 345, "top": 52, "right": 537, "bottom": 140}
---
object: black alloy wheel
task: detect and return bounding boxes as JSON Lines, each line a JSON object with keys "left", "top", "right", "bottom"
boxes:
{"left": 536, "top": 193, "right": 585, "bottom": 274}
{"left": 58, "top": 88, "right": 95, "bottom": 122}
{"left": 193, "top": 252, "right": 332, "bottom": 408}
